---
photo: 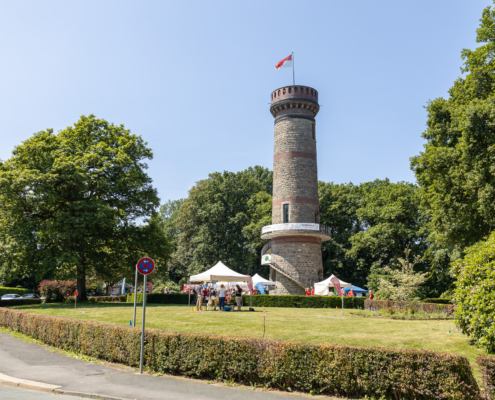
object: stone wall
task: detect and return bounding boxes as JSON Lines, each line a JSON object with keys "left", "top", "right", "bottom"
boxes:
{"left": 270, "top": 236, "right": 321, "bottom": 294}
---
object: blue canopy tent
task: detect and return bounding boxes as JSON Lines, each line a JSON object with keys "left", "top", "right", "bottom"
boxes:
{"left": 344, "top": 285, "right": 368, "bottom": 297}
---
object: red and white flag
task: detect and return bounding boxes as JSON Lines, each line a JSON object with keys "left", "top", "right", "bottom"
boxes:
{"left": 275, "top": 54, "right": 293, "bottom": 70}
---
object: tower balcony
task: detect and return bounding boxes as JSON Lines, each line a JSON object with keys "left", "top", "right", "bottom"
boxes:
{"left": 260, "top": 223, "right": 331, "bottom": 241}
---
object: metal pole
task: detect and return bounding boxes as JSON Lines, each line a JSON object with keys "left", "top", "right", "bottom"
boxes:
{"left": 133, "top": 264, "right": 138, "bottom": 327}
{"left": 139, "top": 274, "right": 147, "bottom": 374}
{"left": 292, "top": 52, "right": 295, "bottom": 85}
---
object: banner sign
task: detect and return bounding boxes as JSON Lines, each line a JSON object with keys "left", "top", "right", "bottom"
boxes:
{"left": 262, "top": 223, "right": 319, "bottom": 234}
{"left": 261, "top": 254, "right": 272, "bottom": 265}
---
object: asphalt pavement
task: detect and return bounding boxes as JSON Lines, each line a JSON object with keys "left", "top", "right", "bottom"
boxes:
{"left": 0, "top": 331, "right": 337, "bottom": 400}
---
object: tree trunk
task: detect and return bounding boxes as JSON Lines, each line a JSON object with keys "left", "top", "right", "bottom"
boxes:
{"left": 76, "top": 263, "right": 87, "bottom": 301}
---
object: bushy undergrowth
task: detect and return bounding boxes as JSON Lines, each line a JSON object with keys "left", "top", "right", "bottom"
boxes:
{"left": 477, "top": 356, "right": 495, "bottom": 400}
{"left": 452, "top": 232, "right": 495, "bottom": 352}
{"left": 0, "top": 308, "right": 480, "bottom": 399}
{"left": 0, "top": 299, "right": 41, "bottom": 307}
{"left": 127, "top": 293, "right": 189, "bottom": 304}
{"left": 365, "top": 299, "right": 454, "bottom": 315}
{"left": 422, "top": 298, "right": 453, "bottom": 305}
{"left": 351, "top": 308, "right": 452, "bottom": 320}
{"left": 0, "top": 287, "right": 30, "bottom": 297}
{"left": 245, "top": 295, "right": 366, "bottom": 309}
{"left": 65, "top": 295, "right": 127, "bottom": 303}
{"left": 38, "top": 280, "right": 76, "bottom": 302}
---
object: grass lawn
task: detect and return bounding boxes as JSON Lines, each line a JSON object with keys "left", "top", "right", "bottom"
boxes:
{"left": 10, "top": 302, "right": 486, "bottom": 370}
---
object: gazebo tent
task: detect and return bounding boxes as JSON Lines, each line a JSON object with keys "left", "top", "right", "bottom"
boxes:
{"left": 344, "top": 285, "right": 368, "bottom": 297}
{"left": 314, "top": 274, "right": 352, "bottom": 296}
{"left": 189, "top": 261, "right": 251, "bottom": 283}
{"left": 252, "top": 273, "right": 276, "bottom": 288}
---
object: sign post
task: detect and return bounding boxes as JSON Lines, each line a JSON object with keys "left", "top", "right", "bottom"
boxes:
{"left": 136, "top": 257, "right": 155, "bottom": 374}
{"left": 133, "top": 266, "right": 138, "bottom": 327}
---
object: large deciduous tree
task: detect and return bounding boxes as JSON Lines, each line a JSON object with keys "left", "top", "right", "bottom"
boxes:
{"left": 169, "top": 166, "right": 272, "bottom": 280}
{"left": 411, "top": 1, "right": 495, "bottom": 257}
{"left": 0, "top": 115, "right": 170, "bottom": 300}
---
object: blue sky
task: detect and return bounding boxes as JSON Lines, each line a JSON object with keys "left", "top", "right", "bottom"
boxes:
{"left": 0, "top": 0, "right": 491, "bottom": 203}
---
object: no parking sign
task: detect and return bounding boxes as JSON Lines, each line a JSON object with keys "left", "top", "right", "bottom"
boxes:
{"left": 137, "top": 257, "right": 155, "bottom": 275}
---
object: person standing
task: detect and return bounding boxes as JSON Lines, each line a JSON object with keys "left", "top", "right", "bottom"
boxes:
{"left": 311, "top": 287, "right": 315, "bottom": 296}
{"left": 369, "top": 290, "right": 374, "bottom": 300}
{"left": 196, "top": 285, "right": 203, "bottom": 311}
{"left": 218, "top": 284, "right": 226, "bottom": 311}
{"left": 305, "top": 288, "right": 310, "bottom": 296}
{"left": 235, "top": 284, "right": 243, "bottom": 311}
{"left": 349, "top": 289, "right": 354, "bottom": 297}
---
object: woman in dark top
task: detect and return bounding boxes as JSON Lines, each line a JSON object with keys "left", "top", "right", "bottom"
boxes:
{"left": 235, "top": 284, "right": 243, "bottom": 311}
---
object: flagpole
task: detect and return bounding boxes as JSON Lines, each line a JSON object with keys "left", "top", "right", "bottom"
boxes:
{"left": 292, "top": 52, "right": 295, "bottom": 85}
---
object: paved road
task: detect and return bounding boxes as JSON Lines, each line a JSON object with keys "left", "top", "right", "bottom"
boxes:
{"left": 0, "top": 332, "right": 333, "bottom": 400}
{"left": 0, "top": 386, "right": 85, "bottom": 399}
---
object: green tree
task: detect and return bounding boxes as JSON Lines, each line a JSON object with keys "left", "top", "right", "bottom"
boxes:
{"left": 170, "top": 166, "right": 272, "bottom": 280}
{"left": 0, "top": 115, "right": 171, "bottom": 300}
{"left": 374, "top": 247, "right": 428, "bottom": 301}
{"left": 452, "top": 232, "right": 495, "bottom": 352}
{"left": 411, "top": 1, "right": 495, "bottom": 257}
{"left": 158, "top": 199, "right": 185, "bottom": 250}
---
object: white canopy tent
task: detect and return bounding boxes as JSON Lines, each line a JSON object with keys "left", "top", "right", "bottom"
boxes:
{"left": 189, "top": 261, "right": 253, "bottom": 309}
{"left": 314, "top": 274, "right": 352, "bottom": 296}
{"left": 252, "top": 273, "right": 276, "bottom": 288}
{"left": 190, "top": 261, "right": 251, "bottom": 282}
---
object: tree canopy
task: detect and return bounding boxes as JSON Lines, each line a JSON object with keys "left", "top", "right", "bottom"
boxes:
{"left": 0, "top": 115, "right": 171, "bottom": 300}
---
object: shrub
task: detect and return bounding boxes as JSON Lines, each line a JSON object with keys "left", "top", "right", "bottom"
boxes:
{"left": 0, "top": 287, "right": 30, "bottom": 297}
{"left": 422, "top": 298, "right": 453, "bottom": 305}
{"left": 365, "top": 299, "right": 454, "bottom": 315}
{"left": 478, "top": 356, "right": 495, "bottom": 400}
{"left": 452, "top": 232, "right": 495, "bottom": 352}
{"left": 0, "top": 299, "right": 41, "bottom": 307}
{"left": 0, "top": 308, "right": 480, "bottom": 399}
{"left": 243, "top": 295, "right": 365, "bottom": 309}
{"left": 64, "top": 295, "right": 127, "bottom": 303}
{"left": 127, "top": 293, "right": 190, "bottom": 305}
{"left": 38, "top": 280, "right": 77, "bottom": 302}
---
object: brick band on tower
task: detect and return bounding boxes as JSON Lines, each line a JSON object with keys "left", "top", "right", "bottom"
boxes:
{"left": 261, "top": 85, "right": 331, "bottom": 295}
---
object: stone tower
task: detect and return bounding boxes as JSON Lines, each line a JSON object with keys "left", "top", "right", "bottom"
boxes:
{"left": 261, "top": 85, "right": 331, "bottom": 295}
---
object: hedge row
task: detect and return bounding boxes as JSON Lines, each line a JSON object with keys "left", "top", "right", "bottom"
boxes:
{"left": 127, "top": 293, "right": 189, "bottom": 304}
{"left": 0, "top": 308, "right": 480, "bottom": 399}
{"left": 0, "top": 287, "right": 30, "bottom": 297}
{"left": 365, "top": 299, "right": 454, "bottom": 315}
{"left": 0, "top": 299, "right": 41, "bottom": 307}
{"left": 478, "top": 356, "right": 495, "bottom": 399}
{"left": 244, "top": 295, "right": 366, "bottom": 309}
{"left": 422, "top": 298, "right": 453, "bottom": 305}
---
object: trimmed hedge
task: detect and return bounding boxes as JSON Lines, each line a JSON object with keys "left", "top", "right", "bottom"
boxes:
{"left": 478, "top": 356, "right": 495, "bottom": 400}
{"left": 0, "top": 308, "right": 480, "bottom": 399}
{"left": 244, "top": 295, "right": 365, "bottom": 309}
{"left": 127, "top": 293, "right": 189, "bottom": 305}
{"left": 422, "top": 298, "right": 453, "bottom": 305}
{"left": 0, "top": 287, "right": 30, "bottom": 297}
{"left": 365, "top": 299, "right": 454, "bottom": 315}
{"left": 0, "top": 299, "right": 41, "bottom": 307}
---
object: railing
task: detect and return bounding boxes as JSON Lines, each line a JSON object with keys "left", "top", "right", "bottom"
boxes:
{"left": 269, "top": 262, "right": 307, "bottom": 290}
{"left": 261, "top": 241, "right": 271, "bottom": 255}
{"left": 319, "top": 224, "right": 332, "bottom": 236}
{"left": 261, "top": 223, "right": 332, "bottom": 236}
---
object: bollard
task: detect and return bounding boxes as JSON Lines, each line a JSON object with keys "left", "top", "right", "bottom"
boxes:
{"left": 129, "top": 320, "right": 132, "bottom": 326}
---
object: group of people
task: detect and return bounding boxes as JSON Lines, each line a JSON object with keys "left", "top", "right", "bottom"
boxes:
{"left": 192, "top": 283, "right": 244, "bottom": 311}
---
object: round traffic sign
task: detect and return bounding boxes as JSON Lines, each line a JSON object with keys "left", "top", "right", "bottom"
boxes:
{"left": 137, "top": 257, "right": 155, "bottom": 275}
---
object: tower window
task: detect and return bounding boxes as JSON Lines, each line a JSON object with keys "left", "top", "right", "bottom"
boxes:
{"left": 312, "top": 124, "right": 315, "bottom": 140}
{"left": 283, "top": 204, "right": 289, "bottom": 223}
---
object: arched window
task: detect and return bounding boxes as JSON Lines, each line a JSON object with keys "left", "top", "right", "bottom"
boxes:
{"left": 288, "top": 87, "right": 291, "bottom": 94}
{"left": 306, "top": 88, "right": 309, "bottom": 94}
{"left": 294, "top": 87, "right": 298, "bottom": 93}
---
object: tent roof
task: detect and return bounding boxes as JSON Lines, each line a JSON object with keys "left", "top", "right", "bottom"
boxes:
{"left": 190, "top": 261, "right": 251, "bottom": 282}
{"left": 252, "top": 273, "right": 276, "bottom": 285}
{"left": 314, "top": 274, "right": 352, "bottom": 288}
{"left": 344, "top": 285, "right": 368, "bottom": 293}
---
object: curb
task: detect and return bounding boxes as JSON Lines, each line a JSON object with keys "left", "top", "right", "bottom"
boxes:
{"left": 53, "top": 389, "right": 136, "bottom": 400}
{"left": 0, "top": 372, "right": 61, "bottom": 393}
{"left": 0, "top": 372, "right": 136, "bottom": 400}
